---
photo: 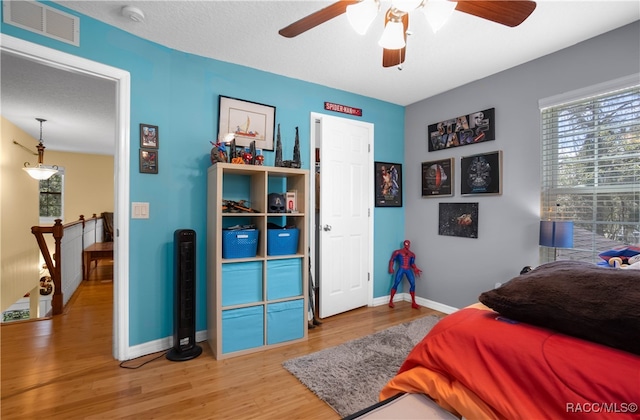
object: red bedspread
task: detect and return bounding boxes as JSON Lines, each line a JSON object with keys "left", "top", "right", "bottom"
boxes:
{"left": 380, "top": 308, "right": 640, "bottom": 419}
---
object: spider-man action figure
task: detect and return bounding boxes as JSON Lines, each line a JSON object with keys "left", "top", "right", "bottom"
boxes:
{"left": 388, "top": 240, "right": 422, "bottom": 309}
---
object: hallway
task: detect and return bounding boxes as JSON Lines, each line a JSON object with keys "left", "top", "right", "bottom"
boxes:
{"left": 1, "top": 261, "right": 115, "bottom": 417}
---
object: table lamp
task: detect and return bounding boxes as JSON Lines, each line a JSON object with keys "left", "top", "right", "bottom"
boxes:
{"left": 539, "top": 220, "right": 574, "bottom": 260}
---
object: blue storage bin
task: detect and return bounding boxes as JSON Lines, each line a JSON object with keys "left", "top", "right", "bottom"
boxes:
{"left": 222, "top": 229, "right": 259, "bottom": 258}
{"left": 222, "top": 262, "right": 262, "bottom": 306}
{"left": 267, "top": 259, "right": 302, "bottom": 300}
{"left": 222, "top": 306, "right": 264, "bottom": 353}
{"left": 267, "top": 300, "right": 304, "bottom": 345}
{"left": 267, "top": 228, "right": 299, "bottom": 256}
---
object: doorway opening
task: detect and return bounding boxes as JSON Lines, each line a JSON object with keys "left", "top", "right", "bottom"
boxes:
{"left": 1, "top": 34, "right": 131, "bottom": 360}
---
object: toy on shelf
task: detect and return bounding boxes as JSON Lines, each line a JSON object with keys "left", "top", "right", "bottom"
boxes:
{"left": 222, "top": 200, "right": 259, "bottom": 213}
{"left": 388, "top": 240, "right": 422, "bottom": 309}
{"left": 210, "top": 140, "right": 227, "bottom": 164}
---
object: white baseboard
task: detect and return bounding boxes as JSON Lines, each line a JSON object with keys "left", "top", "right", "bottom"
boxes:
{"left": 127, "top": 296, "right": 456, "bottom": 360}
{"left": 415, "top": 296, "right": 458, "bottom": 315}
{"left": 126, "top": 330, "right": 208, "bottom": 360}
{"left": 372, "top": 293, "right": 458, "bottom": 315}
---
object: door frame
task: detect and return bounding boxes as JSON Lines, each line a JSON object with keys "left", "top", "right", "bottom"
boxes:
{"left": 1, "top": 34, "right": 131, "bottom": 360}
{"left": 309, "top": 112, "right": 374, "bottom": 316}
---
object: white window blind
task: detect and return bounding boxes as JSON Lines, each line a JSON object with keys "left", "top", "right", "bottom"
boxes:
{"left": 540, "top": 80, "right": 640, "bottom": 263}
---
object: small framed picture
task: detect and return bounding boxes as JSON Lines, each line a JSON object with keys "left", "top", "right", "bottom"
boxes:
{"left": 218, "top": 96, "right": 276, "bottom": 150}
{"left": 439, "top": 202, "right": 479, "bottom": 239}
{"left": 375, "top": 162, "right": 402, "bottom": 207}
{"left": 460, "top": 150, "right": 502, "bottom": 195}
{"left": 140, "top": 124, "right": 159, "bottom": 149}
{"left": 139, "top": 148, "right": 158, "bottom": 174}
{"left": 422, "top": 158, "right": 454, "bottom": 197}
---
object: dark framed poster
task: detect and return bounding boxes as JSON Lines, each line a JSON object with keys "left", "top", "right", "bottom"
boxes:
{"left": 428, "top": 108, "right": 495, "bottom": 152}
{"left": 139, "top": 148, "right": 158, "bottom": 174}
{"left": 422, "top": 158, "right": 453, "bottom": 197}
{"left": 375, "top": 162, "right": 402, "bottom": 207}
{"left": 460, "top": 150, "right": 502, "bottom": 195}
{"left": 439, "top": 202, "right": 479, "bottom": 238}
{"left": 140, "top": 123, "right": 158, "bottom": 148}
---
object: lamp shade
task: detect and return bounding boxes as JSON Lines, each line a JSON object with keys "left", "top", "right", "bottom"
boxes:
{"left": 378, "top": 19, "right": 406, "bottom": 49}
{"left": 23, "top": 165, "right": 58, "bottom": 180}
{"left": 346, "top": 0, "right": 379, "bottom": 35}
{"left": 539, "top": 221, "right": 574, "bottom": 248}
{"left": 423, "top": 0, "right": 457, "bottom": 33}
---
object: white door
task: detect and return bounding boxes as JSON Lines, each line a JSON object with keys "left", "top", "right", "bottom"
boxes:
{"left": 313, "top": 114, "right": 373, "bottom": 318}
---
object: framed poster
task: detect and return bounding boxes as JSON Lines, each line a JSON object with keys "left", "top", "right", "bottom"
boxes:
{"left": 439, "top": 202, "right": 479, "bottom": 238}
{"left": 139, "top": 149, "right": 158, "bottom": 174}
{"left": 140, "top": 123, "right": 158, "bottom": 148}
{"left": 460, "top": 150, "right": 502, "bottom": 195}
{"left": 422, "top": 158, "right": 453, "bottom": 197}
{"left": 427, "top": 108, "right": 495, "bottom": 152}
{"left": 218, "top": 96, "right": 275, "bottom": 150}
{"left": 375, "top": 162, "right": 402, "bottom": 207}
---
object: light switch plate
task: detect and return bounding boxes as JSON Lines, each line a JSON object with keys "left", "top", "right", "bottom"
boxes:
{"left": 132, "top": 202, "right": 149, "bottom": 219}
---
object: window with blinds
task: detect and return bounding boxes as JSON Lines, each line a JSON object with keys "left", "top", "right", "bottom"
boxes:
{"left": 540, "top": 80, "right": 640, "bottom": 263}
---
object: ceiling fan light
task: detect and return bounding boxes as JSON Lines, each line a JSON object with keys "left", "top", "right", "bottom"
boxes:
{"left": 392, "top": 0, "right": 424, "bottom": 13}
{"left": 378, "top": 20, "right": 406, "bottom": 50}
{"left": 423, "top": 0, "right": 457, "bottom": 33}
{"left": 347, "top": 0, "right": 380, "bottom": 35}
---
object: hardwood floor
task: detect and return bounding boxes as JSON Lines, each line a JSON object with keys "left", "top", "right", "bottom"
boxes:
{"left": 1, "top": 262, "right": 444, "bottom": 419}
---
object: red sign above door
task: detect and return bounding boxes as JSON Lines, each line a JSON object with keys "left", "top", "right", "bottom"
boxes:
{"left": 324, "top": 102, "right": 362, "bottom": 117}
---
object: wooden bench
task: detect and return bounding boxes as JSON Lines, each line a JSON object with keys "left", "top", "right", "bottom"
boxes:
{"left": 83, "top": 242, "right": 113, "bottom": 279}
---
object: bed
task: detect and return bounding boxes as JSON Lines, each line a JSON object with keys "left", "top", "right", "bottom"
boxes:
{"left": 379, "top": 260, "right": 640, "bottom": 419}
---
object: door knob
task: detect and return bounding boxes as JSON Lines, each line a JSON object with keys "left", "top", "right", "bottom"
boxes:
{"left": 323, "top": 224, "right": 332, "bottom": 231}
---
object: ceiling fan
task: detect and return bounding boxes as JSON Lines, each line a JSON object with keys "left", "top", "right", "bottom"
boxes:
{"left": 279, "top": 0, "right": 537, "bottom": 68}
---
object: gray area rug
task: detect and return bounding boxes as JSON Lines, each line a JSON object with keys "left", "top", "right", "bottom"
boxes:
{"left": 282, "top": 315, "right": 441, "bottom": 418}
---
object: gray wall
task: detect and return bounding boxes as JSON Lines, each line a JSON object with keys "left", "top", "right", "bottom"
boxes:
{"left": 405, "top": 21, "right": 640, "bottom": 309}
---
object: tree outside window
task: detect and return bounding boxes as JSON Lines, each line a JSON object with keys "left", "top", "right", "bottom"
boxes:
{"left": 39, "top": 168, "right": 64, "bottom": 223}
{"left": 540, "top": 83, "right": 639, "bottom": 263}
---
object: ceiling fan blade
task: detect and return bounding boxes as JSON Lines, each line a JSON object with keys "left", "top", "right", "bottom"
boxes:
{"left": 382, "top": 12, "right": 409, "bottom": 68}
{"left": 382, "top": 46, "right": 406, "bottom": 68}
{"left": 278, "top": 1, "right": 359, "bottom": 38}
{"left": 455, "top": 1, "right": 536, "bottom": 27}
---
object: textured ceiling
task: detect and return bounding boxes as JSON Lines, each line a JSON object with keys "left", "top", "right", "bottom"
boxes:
{"left": 1, "top": 1, "right": 638, "bottom": 155}
{"left": 1, "top": 52, "right": 117, "bottom": 155}
{"left": 56, "top": 0, "right": 640, "bottom": 106}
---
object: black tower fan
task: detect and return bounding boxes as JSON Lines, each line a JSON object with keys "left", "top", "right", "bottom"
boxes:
{"left": 166, "top": 229, "right": 202, "bottom": 361}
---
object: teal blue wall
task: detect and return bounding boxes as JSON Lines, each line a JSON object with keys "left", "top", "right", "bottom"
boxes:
{"left": 2, "top": 1, "right": 405, "bottom": 347}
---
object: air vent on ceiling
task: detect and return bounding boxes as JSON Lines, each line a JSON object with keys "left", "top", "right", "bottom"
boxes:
{"left": 3, "top": 1, "right": 79, "bottom": 46}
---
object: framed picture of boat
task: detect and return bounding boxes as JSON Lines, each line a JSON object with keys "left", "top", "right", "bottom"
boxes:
{"left": 218, "top": 96, "right": 276, "bottom": 151}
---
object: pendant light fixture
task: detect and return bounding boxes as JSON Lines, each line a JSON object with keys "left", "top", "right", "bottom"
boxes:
{"left": 23, "top": 118, "right": 58, "bottom": 180}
